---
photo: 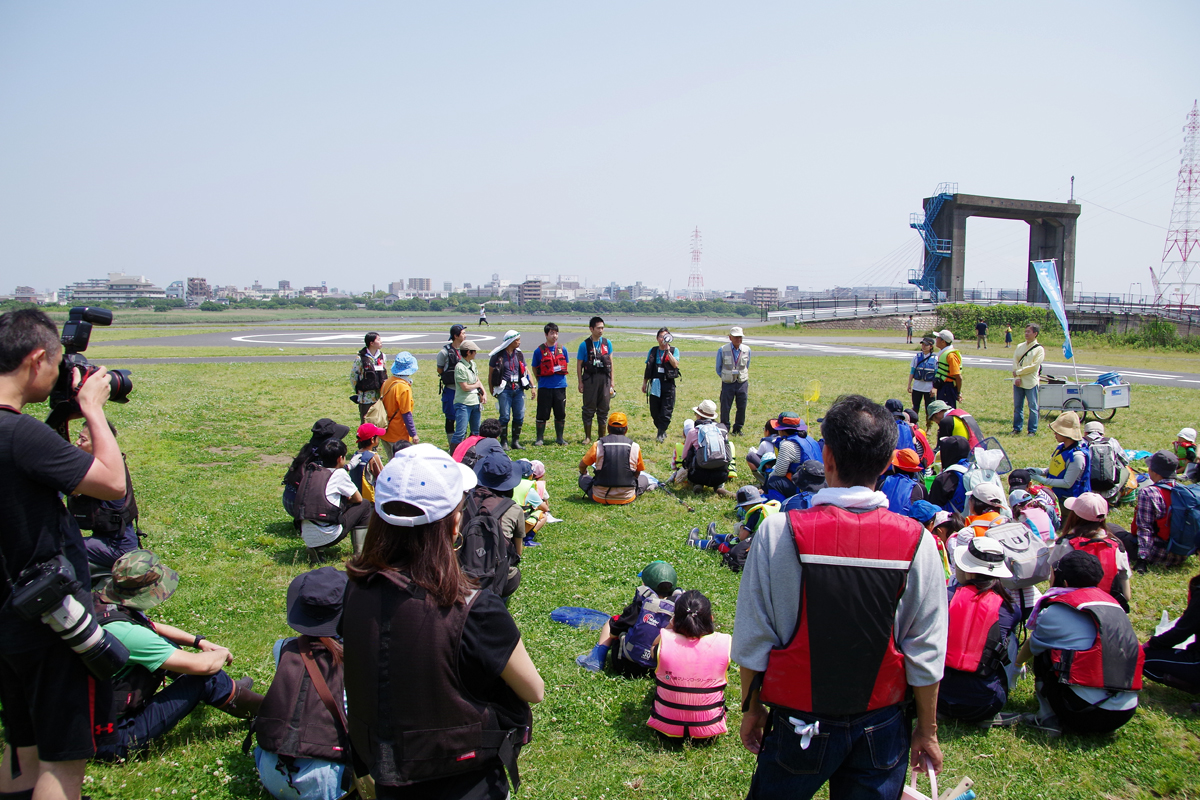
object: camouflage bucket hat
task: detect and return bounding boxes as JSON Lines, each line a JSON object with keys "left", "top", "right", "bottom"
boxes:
{"left": 96, "top": 549, "right": 180, "bottom": 611}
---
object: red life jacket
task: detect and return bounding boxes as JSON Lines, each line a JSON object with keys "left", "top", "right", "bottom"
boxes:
{"left": 1130, "top": 483, "right": 1172, "bottom": 542}
{"left": 946, "top": 409, "right": 983, "bottom": 450}
{"left": 945, "top": 585, "right": 1005, "bottom": 674}
{"left": 536, "top": 344, "right": 568, "bottom": 377}
{"left": 1068, "top": 537, "right": 1121, "bottom": 594}
{"left": 760, "top": 506, "right": 923, "bottom": 715}
{"left": 912, "top": 427, "right": 934, "bottom": 468}
{"left": 1043, "top": 587, "right": 1144, "bottom": 692}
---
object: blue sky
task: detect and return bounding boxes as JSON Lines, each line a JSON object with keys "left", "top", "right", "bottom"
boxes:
{"left": 0, "top": 2, "right": 1196, "bottom": 296}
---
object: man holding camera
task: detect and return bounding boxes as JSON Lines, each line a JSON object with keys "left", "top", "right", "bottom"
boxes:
{"left": 0, "top": 309, "right": 128, "bottom": 800}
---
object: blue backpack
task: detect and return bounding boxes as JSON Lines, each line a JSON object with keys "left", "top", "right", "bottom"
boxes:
{"left": 782, "top": 492, "right": 816, "bottom": 512}
{"left": 1169, "top": 483, "right": 1200, "bottom": 556}
{"left": 895, "top": 420, "right": 915, "bottom": 453}
{"left": 797, "top": 435, "right": 823, "bottom": 464}
{"left": 880, "top": 474, "right": 918, "bottom": 516}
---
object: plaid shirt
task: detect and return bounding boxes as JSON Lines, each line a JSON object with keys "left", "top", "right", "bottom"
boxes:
{"left": 1135, "top": 479, "right": 1185, "bottom": 565}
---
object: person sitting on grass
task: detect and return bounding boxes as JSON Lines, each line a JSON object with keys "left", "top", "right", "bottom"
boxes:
{"left": 906, "top": 501, "right": 957, "bottom": 581}
{"left": 1013, "top": 550, "right": 1144, "bottom": 738}
{"left": 1174, "top": 427, "right": 1198, "bottom": 481}
{"left": 928, "top": 434, "right": 971, "bottom": 514}
{"left": 938, "top": 537, "right": 1021, "bottom": 729}
{"left": 283, "top": 418, "right": 351, "bottom": 521}
{"left": 347, "top": 422, "right": 386, "bottom": 504}
{"left": 1008, "top": 468, "right": 1061, "bottom": 528}
{"left": 1131, "top": 450, "right": 1185, "bottom": 570}
{"left": 515, "top": 460, "right": 551, "bottom": 547}
{"left": 1142, "top": 571, "right": 1200, "bottom": 697}
{"left": 746, "top": 419, "right": 778, "bottom": 479}
{"left": 1028, "top": 411, "right": 1091, "bottom": 504}
{"left": 252, "top": 567, "right": 352, "bottom": 800}
{"left": 578, "top": 411, "right": 652, "bottom": 505}
{"left": 296, "top": 438, "right": 373, "bottom": 562}
{"left": 467, "top": 444, "right": 526, "bottom": 599}
{"left": 576, "top": 561, "right": 683, "bottom": 675}
{"left": 93, "top": 550, "right": 264, "bottom": 761}
{"left": 646, "top": 590, "right": 731, "bottom": 741}
{"left": 70, "top": 419, "right": 141, "bottom": 570}
{"left": 672, "top": 400, "right": 735, "bottom": 499}
{"left": 951, "top": 483, "right": 1011, "bottom": 551}
{"left": 1051, "top": 493, "right": 1133, "bottom": 613}
{"left": 877, "top": 448, "right": 925, "bottom": 516}
{"left": 452, "top": 417, "right": 503, "bottom": 465}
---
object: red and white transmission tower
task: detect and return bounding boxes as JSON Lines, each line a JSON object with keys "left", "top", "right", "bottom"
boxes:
{"left": 1153, "top": 100, "right": 1200, "bottom": 306}
{"left": 688, "top": 226, "right": 704, "bottom": 296}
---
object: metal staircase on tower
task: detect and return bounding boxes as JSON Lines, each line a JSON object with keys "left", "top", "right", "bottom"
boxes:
{"left": 908, "top": 182, "right": 957, "bottom": 296}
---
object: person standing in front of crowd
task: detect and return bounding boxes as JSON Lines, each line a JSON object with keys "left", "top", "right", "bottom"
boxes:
{"left": 530, "top": 322, "right": 569, "bottom": 447}
{"left": 378, "top": 352, "right": 419, "bottom": 460}
{"left": 487, "top": 330, "right": 533, "bottom": 451}
{"left": 1011, "top": 323, "right": 1044, "bottom": 437}
{"left": 0, "top": 309, "right": 128, "bottom": 800}
{"left": 452, "top": 340, "right": 486, "bottom": 448}
{"left": 643, "top": 327, "right": 681, "bottom": 443}
{"left": 907, "top": 336, "right": 937, "bottom": 424}
{"left": 342, "top": 445, "right": 544, "bottom": 799}
{"left": 352, "top": 332, "right": 388, "bottom": 424}
{"left": 933, "top": 329, "right": 962, "bottom": 408}
{"left": 436, "top": 325, "right": 467, "bottom": 448}
{"left": 735, "top": 394, "right": 947, "bottom": 799}
{"left": 716, "top": 326, "right": 751, "bottom": 436}
{"left": 577, "top": 316, "right": 614, "bottom": 444}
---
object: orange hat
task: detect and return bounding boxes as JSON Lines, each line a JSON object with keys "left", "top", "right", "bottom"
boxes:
{"left": 608, "top": 411, "right": 628, "bottom": 427}
{"left": 891, "top": 448, "right": 921, "bottom": 472}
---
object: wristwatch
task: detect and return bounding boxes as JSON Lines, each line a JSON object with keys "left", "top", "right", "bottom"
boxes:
{"left": 193, "top": 634, "right": 206, "bottom": 648}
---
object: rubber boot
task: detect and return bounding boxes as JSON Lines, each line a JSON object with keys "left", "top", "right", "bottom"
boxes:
{"left": 218, "top": 676, "right": 265, "bottom": 719}
{"left": 511, "top": 421, "right": 524, "bottom": 450}
{"left": 576, "top": 644, "right": 610, "bottom": 673}
{"left": 598, "top": 420, "right": 607, "bottom": 438}
{"left": 582, "top": 418, "right": 593, "bottom": 444}
{"left": 445, "top": 416, "right": 455, "bottom": 449}
{"left": 555, "top": 419, "right": 567, "bottom": 446}
{"left": 534, "top": 421, "right": 546, "bottom": 446}
{"left": 500, "top": 427, "right": 509, "bottom": 451}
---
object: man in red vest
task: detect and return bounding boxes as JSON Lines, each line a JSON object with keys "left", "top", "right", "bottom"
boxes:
{"left": 733, "top": 394, "right": 948, "bottom": 799}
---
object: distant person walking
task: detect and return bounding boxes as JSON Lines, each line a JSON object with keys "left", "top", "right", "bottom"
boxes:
{"left": 436, "top": 324, "right": 467, "bottom": 447}
{"left": 933, "top": 329, "right": 962, "bottom": 408}
{"left": 717, "top": 326, "right": 751, "bottom": 435}
{"left": 905, "top": 316, "right": 914, "bottom": 344}
{"left": 488, "top": 329, "right": 533, "bottom": 450}
{"left": 975, "top": 318, "right": 988, "bottom": 349}
{"left": 578, "top": 316, "right": 615, "bottom": 443}
{"left": 1011, "top": 323, "right": 1044, "bottom": 436}
{"left": 531, "top": 322, "right": 569, "bottom": 446}
{"left": 352, "top": 332, "right": 388, "bottom": 423}
{"left": 478, "top": 304, "right": 489, "bottom": 326}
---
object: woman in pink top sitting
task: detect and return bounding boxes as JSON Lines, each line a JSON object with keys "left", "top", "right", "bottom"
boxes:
{"left": 647, "top": 590, "right": 731, "bottom": 740}
{"left": 1011, "top": 489, "right": 1055, "bottom": 543}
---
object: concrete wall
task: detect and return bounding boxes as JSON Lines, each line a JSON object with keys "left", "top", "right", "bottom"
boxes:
{"left": 790, "top": 314, "right": 939, "bottom": 332}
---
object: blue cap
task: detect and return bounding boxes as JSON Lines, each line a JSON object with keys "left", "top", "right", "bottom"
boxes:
{"left": 391, "top": 351, "right": 419, "bottom": 376}
{"left": 907, "top": 500, "right": 941, "bottom": 525}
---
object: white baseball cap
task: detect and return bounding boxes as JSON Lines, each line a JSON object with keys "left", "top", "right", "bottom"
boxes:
{"left": 936, "top": 329, "right": 954, "bottom": 344}
{"left": 373, "top": 443, "right": 477, "bottom": 527}
{"left": 729, "top": 326, "right": 744, "bottom": 337}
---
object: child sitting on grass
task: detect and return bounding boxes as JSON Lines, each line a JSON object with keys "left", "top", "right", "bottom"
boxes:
{"left": 347, "top": 422, "right": 385, "bottom": 503}
{"left": 576, "top": 561, "right": 682, "bottom": 676}
{"left": 515, "top": 460, "right": 551, "bottom": 546}
{"left": 646, "top": 590, "right": 731, "bottom": 741}
{"left": 686, "top": 487, "right": 781, "bottom": 573}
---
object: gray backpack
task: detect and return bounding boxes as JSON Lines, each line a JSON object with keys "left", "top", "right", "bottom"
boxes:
{"left": 986, "top": 522, "right": 1051, "bottom": 589}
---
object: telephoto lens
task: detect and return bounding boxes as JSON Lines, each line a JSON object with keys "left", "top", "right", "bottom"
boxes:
{"left": 41, "top": 593, "right": 130, "bottom": 680}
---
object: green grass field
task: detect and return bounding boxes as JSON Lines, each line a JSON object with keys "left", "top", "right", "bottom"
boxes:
{"left": 27, "top": 354, "right": 1200, "bottom": 799}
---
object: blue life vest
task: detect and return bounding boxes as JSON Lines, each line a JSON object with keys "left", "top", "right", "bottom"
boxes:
{"left": 943, "top": 461, "right": 970, "bottom": 514}
{"left": 1049, "top": 441, "right": 1091, "bottom": 502}
{"left": 895, "top": 420, "right": 915, "bottom": 453}
{"left": 880, "top": 474, "right": 919, "bottom": 516}
{"left": 797, "top": 435, "right": 823, "bottom": 464}
{"left": 782, "top": 492, "right": 816, "bottom": 512}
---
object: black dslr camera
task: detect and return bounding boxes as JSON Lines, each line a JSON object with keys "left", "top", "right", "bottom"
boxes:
{"left": 9, "top": 555, "right": 130, "bottom": 679}
{"left": 46, "top": 307, "right": 133, "bottom": 434}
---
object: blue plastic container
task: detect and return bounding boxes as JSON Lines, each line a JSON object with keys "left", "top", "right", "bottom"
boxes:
{"left": 1095, "top": 372, "right": 1122, "bottom": 387}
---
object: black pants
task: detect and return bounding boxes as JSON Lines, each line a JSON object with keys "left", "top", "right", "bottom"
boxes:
{"left": 581, "top": 372, "right": 611, "bottom": 430}
{"left": 536, "top": 386, "right": 567, "bottom": 422}
{"left": 911, "top": 390, "right": 933, "bottom": 418}
{"left": 935, "top": 382, "right": 959, "bottom": 408}
{"left": 1143, "top": 647, "right": 1200, "bottom": 694}
{"left": 720, "top": 381, "right": 748, "bottom": 432}
{"left": 649, "top": 380, "right": 677, "bottom": 435}
{"left": 1035, "top": 657, "right": 1137, "bottom": 734}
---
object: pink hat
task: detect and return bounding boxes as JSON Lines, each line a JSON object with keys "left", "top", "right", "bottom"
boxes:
{"left": 1064, "top": 492, "right": 1108, "bottom": 522}
{"left": 529, "top": 460, "right": 546, "bottom": 479}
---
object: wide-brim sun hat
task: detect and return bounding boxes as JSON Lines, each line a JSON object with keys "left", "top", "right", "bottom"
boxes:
{"left": 391, "top": 351, "right": 419, "bottom": 376}
{"left": 473, "top": 448, "right": 524, "bottom": 491}
{"left": 954, "top": 537, "right": 1013, "bottom": 579}
{"left": 1178, "top": 427, "right": 1197, "bottom": 444}
{"left": 926, "top": 400, "right": 951, "bottom": 417}
{"left": 490, "top": 330, "right": 522, "bottom": 357}
{"left": 374, "top": 443, "right": 477, "bottom": 527}
{"left": 769, "top": 411, "right": 806, "bottom": 433}
{"left": 735, "top": 485, "right": 764, "bottom": 507}
{"left": 1049, "top": 410, "right": 1083, "bottom": 441}
{"left": 95, "top": 549, "right": 180, "bottom": 611}
{"left": 285, "top": 567, "right": 347, "bottom": 637}
{"left": 692, "top": 399, "right": 718, "bottom": 420}
{"left": 891, "top": 448, "right": 921, "bottom": 472}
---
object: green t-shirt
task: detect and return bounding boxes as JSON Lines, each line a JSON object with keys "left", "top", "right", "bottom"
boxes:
{"left": 104, "top": 619, "right": 178, "bottom": 675}
{"left": 454, "top": 360, "right": 480, "bottom": 406}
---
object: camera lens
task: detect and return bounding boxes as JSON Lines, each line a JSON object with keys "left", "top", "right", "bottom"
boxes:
{"left": 107, "top": 369, "right": 133, "bottom": 403}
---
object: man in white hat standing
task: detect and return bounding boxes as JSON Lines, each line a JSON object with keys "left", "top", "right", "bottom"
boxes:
{"left": 716, "top": 326, "right": 752, "bottom": 436}
{"left": 933, "top": 329, "right": 962, "bottom": 408}
{"left": 487, "top": 330, "right": 533, "bottom": 450}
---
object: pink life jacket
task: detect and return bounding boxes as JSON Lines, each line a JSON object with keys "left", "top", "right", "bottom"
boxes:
{"left": 945, "top": 585, "right": 1005, "bottom": 674}
{"left": 647, "top": 630, "right": 731, "bottom": 738}
{"left": 1020, "top": 506, "right": 1054, "bottom": 544}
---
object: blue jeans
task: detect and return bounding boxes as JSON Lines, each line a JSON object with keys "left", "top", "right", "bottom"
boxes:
{"left": 95, "top": 671, "right": 234, "bottom": 760}
{"left": 496, "top": 386, "right": 526, "bottom": 427}
{"left": 1013, "top": 384, "right": 1039, "bottom": 433}
{"left": 84, "top": 522, "right": 141, "bottom": 570}
{"left": 747, "top": 705, "right": 911, "bottom": 800}
{"left": 452, "top": 402, "right": 481, "bottom": 447}
{"left": 442, "top": 387, "right": 457, "bottom": 445}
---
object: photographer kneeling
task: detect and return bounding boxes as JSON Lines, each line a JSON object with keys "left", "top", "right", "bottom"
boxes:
{"left": 0, "top": 309, "right": 128, "bottom": 800}
{"left": 93, "top": 550, "right": 264, "bottom": 760}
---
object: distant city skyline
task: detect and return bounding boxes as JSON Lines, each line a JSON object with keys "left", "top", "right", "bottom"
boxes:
{"left": 1, "top": 3, "right": 1196, "bottom": 296}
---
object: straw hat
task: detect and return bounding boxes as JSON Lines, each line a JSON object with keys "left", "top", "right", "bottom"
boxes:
{"left": 1049, "top": 410, "right": 1082, "bottom": 441}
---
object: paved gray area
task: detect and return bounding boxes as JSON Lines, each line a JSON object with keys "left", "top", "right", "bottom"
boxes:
{"left": 96, "top": 326, "right": 1200, "bottom": 391}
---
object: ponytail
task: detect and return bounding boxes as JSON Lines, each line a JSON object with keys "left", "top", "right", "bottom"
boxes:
{"left": 672, "top": 590, "right": 715, "bottom": 639}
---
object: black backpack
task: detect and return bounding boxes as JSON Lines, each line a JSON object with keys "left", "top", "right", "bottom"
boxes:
{"left": 722, "top": 536, "right": 753, "bottom": 573}
{"left": 441, "top": 344, "right": 462, "bottom": 389}
{"left": 458, "top": 487, "right": 519, "bottom": 596}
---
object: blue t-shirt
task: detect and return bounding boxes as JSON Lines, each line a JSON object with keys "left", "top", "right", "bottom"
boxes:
{"left": 577, "top": 338, "right": 613, "bottom": 372}
{"left": 530, "top": 344, "right": 569, "bottom": 389}
{"left": 1030, "top": 600, "right": 1139, "bottom": 711}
